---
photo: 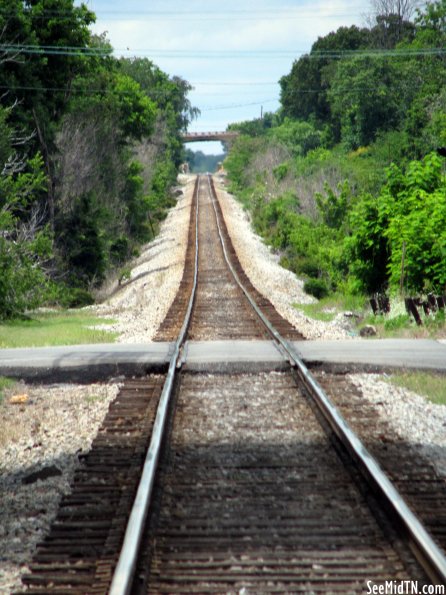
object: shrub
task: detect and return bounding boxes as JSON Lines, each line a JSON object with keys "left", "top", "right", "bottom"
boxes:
{"left": 62, "top": 288, "right": 95, "bottom": 308}
{"left": 304, "top": 278, "right": 330, "bottom": 299}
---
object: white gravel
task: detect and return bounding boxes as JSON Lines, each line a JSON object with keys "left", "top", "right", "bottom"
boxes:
{"left": 0, "top": 381, "right": 120, "bottom": 593}
{"left": 349, "top": 373, "right": 446, "bottom": 478}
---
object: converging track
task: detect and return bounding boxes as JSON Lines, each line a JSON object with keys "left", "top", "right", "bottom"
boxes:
{"left": 19, "top": 175, "right": 446, "bottom": 594}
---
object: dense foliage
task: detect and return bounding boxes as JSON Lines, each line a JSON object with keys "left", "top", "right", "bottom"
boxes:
{"left": 225, "top": 0, "right": 446, "bottom": 299}
{"left": 0, "top": 1, "right": 196, "bottom": 317}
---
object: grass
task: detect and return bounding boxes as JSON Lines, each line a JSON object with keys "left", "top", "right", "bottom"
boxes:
{"left": 0, "top": 376, "right": 16, "bottom": 404}
{"left": 362, "top": 307, "right": 446, "bottom": 339}
{"left": 296, "top": 292, "right": 446, "bottom": 339}
{"left": 0, "top": 310, "right": 118, "bottom": 348}
{"left": 387, "top": 371, "right": 446, "bottom": 405}
{"left": 294, "top": 293, "right": 367, "bottom": 323}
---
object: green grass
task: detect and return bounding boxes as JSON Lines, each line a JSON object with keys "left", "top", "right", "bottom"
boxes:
{"left": 0, "top": 376, "right": 16, "bottom": 404}
{"left": 362, "top": 308, "right": 446, "bottom": 338}
{"left": 295, "top": 302, "right": 335, "bottom": 322}
{"left": 387, "top": 371, "right": 446, "bottom": 405}
{"left": 0, "top": 310, "right": 118, "bottom": 348}
{"left": 295, "top": 293, "right": 446, "bottom": 339}
{"left": 294, "top": 293, "right": 367, "bottom": 322}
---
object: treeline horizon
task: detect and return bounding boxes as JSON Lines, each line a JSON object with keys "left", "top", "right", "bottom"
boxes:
{"left": 225, "top": 0, "right": 446, "bottom": 302}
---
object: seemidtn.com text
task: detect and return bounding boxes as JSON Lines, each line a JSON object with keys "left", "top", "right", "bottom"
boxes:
{"left": 366, "top": 581, "right": 445, "bottom": 595}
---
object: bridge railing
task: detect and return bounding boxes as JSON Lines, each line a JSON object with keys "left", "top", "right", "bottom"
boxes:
{"left": 182, "top": 131, "right": 240, "bottom": 142}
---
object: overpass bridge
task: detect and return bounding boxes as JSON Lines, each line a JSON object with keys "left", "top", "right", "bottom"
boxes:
{"left": 182, "top": 131, "right": 240, "bottom": 143}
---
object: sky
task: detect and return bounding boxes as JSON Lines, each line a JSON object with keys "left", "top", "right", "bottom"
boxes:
{"left": 86, "top": 0, "right": 370, "bottom": 154}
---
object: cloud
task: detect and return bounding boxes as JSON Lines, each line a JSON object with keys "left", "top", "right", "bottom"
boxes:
{"left": 89, "top": 0, "right": 367, "bottom": 151}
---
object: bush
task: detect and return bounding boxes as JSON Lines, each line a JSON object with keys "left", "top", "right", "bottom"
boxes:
{"left": 58, "top": 192, "right": 108, "bottom": 286}
{"left": 297, "top": 259, "right": 321, "bottom": 278}
{"left": 61, "top": 287, "right": 95, "bottom": 308}
{"left": 304, "top": 278, "right": 330, "bottom": 299}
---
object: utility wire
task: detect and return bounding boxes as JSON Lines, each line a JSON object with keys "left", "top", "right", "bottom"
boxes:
{"left": 0, "top": 80, "right": 432, "bottom": 99}
{"left": 0, "top": 82, "right": 415, "bottom": 97}
{"left": 200, "top": 99, "right": 277, "bottom": 111}
{"left": 2, "top": 44, "right": 446, "bottom": 59}
{"left": 0, "top": 7, "right": 367, "bottom": 20}
{"left": 0, "top": 82, "right": 278, "bottom": 110}
{"left": 193, "top": 81, "right": 278, "bottom": 86}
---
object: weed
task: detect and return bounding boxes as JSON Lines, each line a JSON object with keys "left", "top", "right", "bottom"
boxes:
{"left": 384, "top": 314, "right": 411, "bottom": 331}
{"left": 0, "top": 377, "right": 16, "bottom": 404}
{"left": 85, "top": 393, "right": 106, "bottom": 404}
{"left": 387, "top": 371, "right": 446, "bottom": 405}
{"left": 294, "top": 292, "right": 366, "bottom": 322}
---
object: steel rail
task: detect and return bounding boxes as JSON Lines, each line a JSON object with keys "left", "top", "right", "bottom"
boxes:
{"left": 207, "top": 174, "right": 446, "bottom": 585}
{"left": 109, "top": 177, "right": 200, "bottom": 595}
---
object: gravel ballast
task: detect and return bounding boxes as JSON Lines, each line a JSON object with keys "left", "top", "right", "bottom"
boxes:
{"left": 349, "top": 373, "right": 446, "bottom": 478}
{"left": 0, "top": 381, "right": 120, "bottom": 593}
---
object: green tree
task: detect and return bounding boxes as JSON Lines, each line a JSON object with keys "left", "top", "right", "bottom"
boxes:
{"left": 269, "top": 118, "right": 322, "bottom": 156}
{"left": 345, "top": 153, "right": 446, "bottom": 294}
{"left": 280, "top": 26, "right": 371, "bottom": 125}
{"left": 383, "top": 153, "right": 446, "bottom": 291}
{"left": 0, "top": 124, "right": 53, "bottom": 318}
{"left": 328, "top": 56, "right": 406, "bottom": 149}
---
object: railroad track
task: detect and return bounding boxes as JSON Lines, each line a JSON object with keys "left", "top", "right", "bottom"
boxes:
{"left": 19, "top": 175, "right": 446, "bottom": 594}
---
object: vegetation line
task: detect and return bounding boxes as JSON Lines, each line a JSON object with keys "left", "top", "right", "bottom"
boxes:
{"left": 223, "top": 0, "right": 446, "bottom": 337}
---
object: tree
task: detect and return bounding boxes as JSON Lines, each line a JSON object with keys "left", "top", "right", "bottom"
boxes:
{"left": 269, "top": 118, "right": 322, "bottom": 156}
{"left": 0, "top": 107, "right": 53, "bottom": 318}
{"left": 368, "top": 0, "right": 420, "bottom": 23}
{"left": 413, "top": 0, "right": 446, "bottom": 45}
{"left": 345, "top": 153, "right": 446, "bottom": 294}
{"left": 279, "top": 26, "right": 371, "bottom": 125}
{"left": 370, "top": 13, "right": 416, "bottom": 47}
{"left": 0, "top": 1, "right": 198, "bottom": 312}
{"left": 328, "top": 56, "right": 409, "bottom": 148}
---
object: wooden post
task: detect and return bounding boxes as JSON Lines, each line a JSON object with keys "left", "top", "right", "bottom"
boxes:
{"left": 400, "top": 241, "right": 406, "bottom": 296}
{"left": 405, "top": 298, "right": 422, "bottom": 326}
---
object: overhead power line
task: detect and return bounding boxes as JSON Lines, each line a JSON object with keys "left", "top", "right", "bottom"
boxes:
{"left": 201, "top": 99, "right": 278, "bottom": 111}
{"left": 0, "top": 82, "right": 278, "bottom": 109}
{"left": 310, "top": 47, "right": 446, "bottom": 58}
{"left": 2, "top": 44, "right": 446, "bottom": 60}
{"left": 193, "top": 81, "right": 278, "bottom": 86}
{"left": 0, "top": 7, "right": 367, "bottom": 21}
